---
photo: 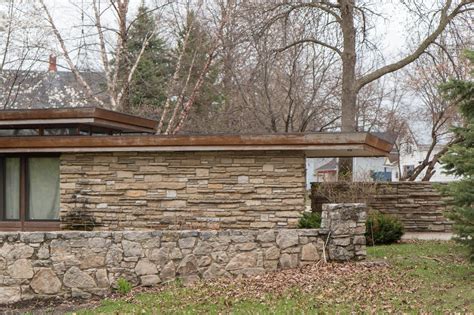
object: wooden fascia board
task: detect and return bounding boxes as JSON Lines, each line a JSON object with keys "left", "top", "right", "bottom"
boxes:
{"left": 364, "top": 133, "right": 393, "bottom": 153}
{"left": 0, "top": 118, "right": 94, "bottom": 127}
{"left": 91, "top": 108, "right": 158, "bottom": 130}
{"left": 0, "top": 107, "right": 158, "bottom": 132}
{"left": 0, "top": 144, "right": 384, "bottom": 157}
{"left": 0, "top": 133, "right": 393, "bottom": 156}
{"left": 0, "top": 133, "right": 381, "bottom": 147}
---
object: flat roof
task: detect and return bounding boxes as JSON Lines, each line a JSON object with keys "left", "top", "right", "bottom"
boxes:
{"left": 0, "top": 107, "right": 157, "bottom": 134}
{"left": 0, "top": 132, "right": 394, "bottom": 157}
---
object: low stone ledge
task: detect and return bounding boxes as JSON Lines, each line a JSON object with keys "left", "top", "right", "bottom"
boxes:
{"left": 312, "top": 182, "right": 452, "bottom": 233}
{"left": 0, "top": 204, "right": 366, "bottom": 304}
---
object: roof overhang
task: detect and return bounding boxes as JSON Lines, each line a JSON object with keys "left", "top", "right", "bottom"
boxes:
{"left": 0, "top": 107, "right": 157, "bottom": 133}
{"left": 0, "top": 132, "right": 394, "bottom": 157}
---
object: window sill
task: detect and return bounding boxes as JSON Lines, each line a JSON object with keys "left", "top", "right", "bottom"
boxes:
{"left": 0, "top": 221, "right": 60, "bottom": 231}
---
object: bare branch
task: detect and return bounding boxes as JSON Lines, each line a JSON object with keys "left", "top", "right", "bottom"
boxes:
{"left": 39, "top": 0, "right": 106, "bottom": 107}
{"left": 276, "top": 38, "right": 342, "bottom": 56}
{"left": 357, "top": 0, "right": 474, "bottom": 90}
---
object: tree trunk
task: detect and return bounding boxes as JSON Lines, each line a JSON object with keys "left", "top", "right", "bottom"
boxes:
{"left": 116, "top": 0, "right": 130, "bottom": 112}
{"left": 338, "top": 0, "right": 357, "bottom": 180}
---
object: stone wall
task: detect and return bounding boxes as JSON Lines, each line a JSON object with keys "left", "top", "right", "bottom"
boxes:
{"left": 322, "top": 203, "right": 367, "bottom": 260}
{"left": 0, "top": 204, "right": 366, "bottom": 304}
{"left": 312, "top": 182, "right": 452, "bottom": 232}
{"left": 60, "top": 151, "right": 306, "bottom": 230}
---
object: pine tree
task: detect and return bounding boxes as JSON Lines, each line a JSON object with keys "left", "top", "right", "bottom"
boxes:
{"left": 439, "top": 50, "right": 474, "bottom": 261}
{"left": 127, "top": 5, "right": 173, "bottom": 115}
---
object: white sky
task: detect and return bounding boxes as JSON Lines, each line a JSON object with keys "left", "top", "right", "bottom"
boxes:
{"left": 2, "top": 0, "right": 415, "bottom": 69}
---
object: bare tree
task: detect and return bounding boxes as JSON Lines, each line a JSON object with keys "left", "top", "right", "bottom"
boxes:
{"left": 193, "top": 3, "right": 342, "bottom": 134}
{"left": 0, "top": 0, "right": 49, "bottom": 109}
{"left": 258, "top": 0, "right": 474, "bottom": 176}
{"left": 400, "top": 42, "right": 469, "bottom": 181}
{"left": 158, "top": 2, "right": 232, "bottom": 134}
{"left": 36, "top": 0, "right": 232, "bottom": 134}
{"left": 39, "top": 0, "right": 144, "bottom": 109}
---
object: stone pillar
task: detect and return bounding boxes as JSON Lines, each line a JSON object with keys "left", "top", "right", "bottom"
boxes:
{"left": 321, "top": 203, "right": 367, "bottom": 261}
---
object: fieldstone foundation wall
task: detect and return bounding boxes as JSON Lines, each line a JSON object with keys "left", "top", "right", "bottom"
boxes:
{"left": 60, "top": 151, "right": 306, "bottom": 230}
{"left": 322, "top": 204, "right": 367, "bottom": 260}
{"left": 0, "top": 204, "right": 366, "bottom": 304}
{"left": 312, "top": 182, "right": 453, "bottom": 232}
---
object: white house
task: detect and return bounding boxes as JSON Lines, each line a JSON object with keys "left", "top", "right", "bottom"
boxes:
{"left": 398, "top": 143, "right": 459, "bottom": 182}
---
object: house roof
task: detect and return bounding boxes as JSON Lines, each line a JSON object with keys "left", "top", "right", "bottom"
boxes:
{"left": 0, "top": 107, "right": 394, "bottom": 156}
{"left": 0, "top": 107, "right": 157, "bottom": 134}
{"left": 315, "top": 158, "right": 338, "bottom": 173}
{"left": 0, "top": 70, "right": 106, "bottom": 109}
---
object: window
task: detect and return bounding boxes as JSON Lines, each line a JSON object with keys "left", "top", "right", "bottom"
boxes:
{"left": 0, "top": 155, "right": 60, "bottom": 231}
{"left": 403, "top": 165, "right": 415, "bottom": 178}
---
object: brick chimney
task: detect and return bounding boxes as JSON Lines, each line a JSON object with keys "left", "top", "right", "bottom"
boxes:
{"left": 48, "top": 54, "right": 57, "bottom": 72}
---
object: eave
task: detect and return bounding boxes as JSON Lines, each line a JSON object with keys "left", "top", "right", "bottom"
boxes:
{"left": 0, "top": 132, "right": 394, "bottom": 157}
{"left": 0, "top": 107, "right": 157, "bottom": 133}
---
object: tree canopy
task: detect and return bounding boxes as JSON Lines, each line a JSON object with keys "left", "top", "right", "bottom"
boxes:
{"left": 127, "top": 5, "right": 173, "bottom": 116}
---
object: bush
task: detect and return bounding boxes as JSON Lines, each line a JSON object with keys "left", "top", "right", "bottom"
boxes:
{"left": 366, "top": 211, "right": 404, "bottom": 246}
{"left": 298, "top": 211, "right": 321, "bottom": 228}
{"left": 116, "top": 277, "right": 132, "bottom": 294}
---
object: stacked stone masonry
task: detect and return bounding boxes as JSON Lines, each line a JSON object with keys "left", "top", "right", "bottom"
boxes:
{"left": 60, "top": 151, "right": 306, "bottom": 230}
{"left": 0, "top": 204, "right": 366, "bottom": 304}
{"left": 312, "top": 182, "right": 453, "bottom": 232}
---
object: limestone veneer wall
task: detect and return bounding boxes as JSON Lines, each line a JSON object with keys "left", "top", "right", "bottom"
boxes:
{"left": 312, "top": 182, "right": 453, "bottom": 232}
{"left": 60, "top": 151, "right": 306, "bottom": 230}
{"left": 370, "top": 182, "right": 452, "bottom": 232}
{"left": 0, "top": 204, "right": 366, "bottom": 304}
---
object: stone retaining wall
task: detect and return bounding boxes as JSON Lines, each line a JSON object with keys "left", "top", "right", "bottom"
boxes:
{"left": 312, "top": 182, "right": 452, "bottom": 232}
{"left": 0, "top": 204, "right": 366, "bottom": 304}
{"left": 60, "top": 151, "right": 306, "bottom": 230}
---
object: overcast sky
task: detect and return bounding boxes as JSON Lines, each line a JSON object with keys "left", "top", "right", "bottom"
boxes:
{"left": 0, "top": 0, "right": 414, "bottom": 68}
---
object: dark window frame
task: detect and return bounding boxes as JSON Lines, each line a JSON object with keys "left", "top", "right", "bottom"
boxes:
{"left": 0, "top": 153, "right": 60, "bottom": 231}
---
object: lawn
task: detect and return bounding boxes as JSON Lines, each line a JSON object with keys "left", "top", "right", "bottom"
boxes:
{"left": 74, "top": 241, "right": 472, "bottom": 314}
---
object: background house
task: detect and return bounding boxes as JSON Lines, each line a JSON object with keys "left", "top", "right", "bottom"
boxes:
{"left": 306, "top": 142, "right": 458, "bottom": 188}
{"left": 314, "top": 159, "right": 338, "bottom": 182}
{"left": 306, "top": 156, "right": 397, "bottom": 188}
{"left": 399, "top": 142, "right": 459, "bottom": 182}
{"left": 0, "top": 55, "right": 106, "bottom": 109}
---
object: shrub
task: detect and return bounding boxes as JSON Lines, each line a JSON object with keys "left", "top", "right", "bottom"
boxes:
{"left": 298, "top": 211, "right": 321, "bottom": 228}
{"left": 116, "top": 277, "right": 132, "bottom": 294}
{"left": 365, "top": 211, "right": 404, "bottom": 246}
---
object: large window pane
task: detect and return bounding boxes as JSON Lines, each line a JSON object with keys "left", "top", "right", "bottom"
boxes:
{"left": 5, "top": 158, "right": 20, "bottom": 220}
{"left": 28, "top": 157, "right": 60, "bottom": 220}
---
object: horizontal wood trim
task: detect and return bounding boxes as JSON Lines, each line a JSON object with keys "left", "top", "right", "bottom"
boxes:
{"left": 0, "top": 107, "right": 158, "bottom": 133}
{"left": 0, "top": 221, "right": 60, "bottom": 231}
{"left": 93, "top": 118, "right": 156, "bottom": 133}
{"left": 0, "top": 118, "right": 93, "bottom": 126}
{"left": 0, "top": 133, "right": 393, "bottom": 155}
{"left": 92, "top": 108, "right": 157, "bottom": 130}
{"left": 0, "top": 144, "right": 388, "bottom": 157}
{"left": 0, "top": 132, "right": 385, "bottom": 147}
{"left": 0, "top": 133, "right": 393, "bottom": 156}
